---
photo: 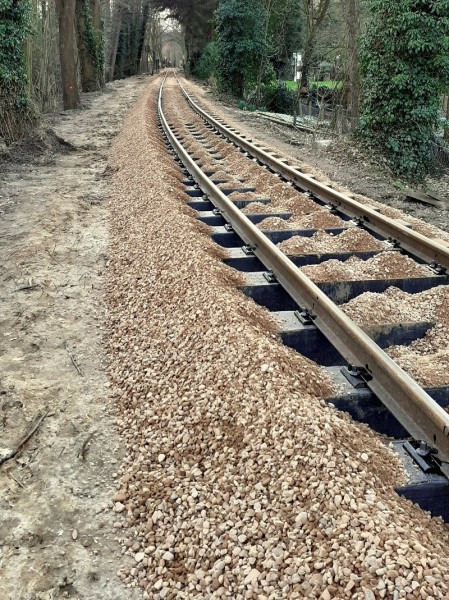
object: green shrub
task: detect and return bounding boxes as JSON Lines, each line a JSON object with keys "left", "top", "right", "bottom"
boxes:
{"left": 193, "top": 42, "right": 219, "bottom": 80}
{"left": 359, "top": 0, "right": 449, "bottom": 181}
{"left": 266, "top": 81, "right": 297, "bottom": 114}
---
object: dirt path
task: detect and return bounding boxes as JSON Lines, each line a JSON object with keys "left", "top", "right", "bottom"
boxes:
{"left": 0, "top": 77, "right": 148, "bottom": 600}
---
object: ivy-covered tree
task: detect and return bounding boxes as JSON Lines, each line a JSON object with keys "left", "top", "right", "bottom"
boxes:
{"left": 75, "top": 0, "right": 104, "bottom": 91}
{"left": 359, "top": 0, "right": 449, "bottom": 181}
{"left": 0, "top": 0, "right": 36, "bottom": 142}
{"left": 216, "top": 0, "right": 267, "bottom": 96}
{"left": 110, "top": 0, "right": 153, "bottom": 79}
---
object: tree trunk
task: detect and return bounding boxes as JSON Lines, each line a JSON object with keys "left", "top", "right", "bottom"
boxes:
{"left": 91, "top": 0, "right": 101, "bottom": 28}
{"left": 107, "top": 4, "right": 122, "bottom": 81}
{"left": 299, "top": 0, "right": 331, "bottom": 90}
{"left": 299, "top": 38, "right": 313, "bottom": 90}
{"left": 55, "top": 0, "right": 81, "bottom": 109}
{"left": 445, "top": 95, "right": 449, "bottom": 141}
{"left": 255, "top": 0, "right": 272, "bottom": 105}
{"left": 41, "top": 0, "right": 47, "bottom": 33}
{"left": 102, "top": 0, "right": 112, "bottom": 78}
{"left": 136, "top": 1, "right": 151, "bottom": 73}
{"left": 344, "top": 0, "right": 361, "bottom": 130}
{"left": 76, "top": 0, "right": 98, "bottom": 91}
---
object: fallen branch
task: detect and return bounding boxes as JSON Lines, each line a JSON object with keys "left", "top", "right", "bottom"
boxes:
{"left": 0, "top": 409, "right": 49, "bottom": 467}
{"left": 64, "top": 341, "right": 83, "bottom": 377}
{"left": 404, "top": 189, "right": 442, "bottom": 208}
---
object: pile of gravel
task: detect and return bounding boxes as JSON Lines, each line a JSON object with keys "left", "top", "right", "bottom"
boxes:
{"left": 106, "top": 76, "right": 449, "bottom": 599}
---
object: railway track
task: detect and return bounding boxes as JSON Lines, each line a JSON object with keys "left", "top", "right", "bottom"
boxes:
{"left": 158, "top": 72, "right": 449, "bottom": 519}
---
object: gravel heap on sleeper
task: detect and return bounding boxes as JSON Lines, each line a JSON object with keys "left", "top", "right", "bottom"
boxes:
{"left": 300, "top": 252, "right": 430, "bottom": 282}
{"left": 242, "top": 202, "right": 281, "bottom": 215}
{"left": 342, "top": 286, "right": 449, "bottom": 327}
{"left": 342, "top": 286, "right": 449, "bottom": 387}
{"left": 256, "top": 217, "right": 294, "bottom": 230}
{"left": 278, "top": 229, "right": 384, "bottom": 256}
{"left": 290, "top": 211, "right": 354, "bottom": 231}
{"left": 106, "top": 77, "right": 449, "bottom": 600}
{"left": 387, "top": 324, "right": 449, "bottom": 387}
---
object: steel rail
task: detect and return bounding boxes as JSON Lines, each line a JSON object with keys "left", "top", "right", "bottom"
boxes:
{"left": 158, "top": 76, "right": 449, "bottom": 479}
{"left": 176, "top": 77, "right": 449, "bottom": 272}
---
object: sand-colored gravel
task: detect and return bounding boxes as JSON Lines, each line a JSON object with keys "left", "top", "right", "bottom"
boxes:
{"left": 342, "top": 286, "right": 449, "bottom": 387}
{"left": 300, "top": 252, "right": 430, "bottom": 283}
{"left": 278, "top": 229, "right": 385, "bottom": 256}
{"left": 105, "top": 75, "right": 449, "bottom": 599}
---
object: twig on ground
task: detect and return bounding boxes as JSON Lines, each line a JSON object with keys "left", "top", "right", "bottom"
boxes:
{"left": 7, "top": 471, "right": 24, "bottom": 488}
{"left": 64, "top": 341, "right": 83, "bottom": 376}
{"left": 15, "top": 284, "right": 41, "bottom": 292}
{"left": 78, "top": 430, "right": 96, "bottom": 461}
{"left": 12, "top": 308, "right": 27, "bottom": 326}
{"left": 0, "top": 409, "right": 49, "bottom": 467}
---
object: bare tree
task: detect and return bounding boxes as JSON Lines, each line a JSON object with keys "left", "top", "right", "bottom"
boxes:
{"left": 152, "top": 0, "right": 216, "bottom": 72}
{"left": 107, "top": 1, "right": 123, "bottom": 81}
{"left": 146, "top": 11, "right": 172, "bottom": 74}
{"left": 299, "top": 0, "right": 331, "bottom": 90}
{"left": 28, "top": 0, "right": 60, "bottom": 111}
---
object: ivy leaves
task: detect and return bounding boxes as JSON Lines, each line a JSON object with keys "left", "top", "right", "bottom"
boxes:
{"left": 0, "top": 0, "right": 33, "bottom": 124}
{"left": 82, "top": 0, "right": 103, "bottom": 79}
{"left": 359, "top": 0, "right": 449, "bottom": 181}
{"left": 216, "top": 0, "right": 267, "bottom": 96}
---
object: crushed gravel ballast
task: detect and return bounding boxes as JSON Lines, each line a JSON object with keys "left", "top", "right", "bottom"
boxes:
{"left": 106, "top": 76, "right": 449, "bottom": 600}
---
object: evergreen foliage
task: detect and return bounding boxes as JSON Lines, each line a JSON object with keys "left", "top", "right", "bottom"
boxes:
{"left": 216, "top": 0, "right": 267, "bottom": 96}
{"left": 359, "top": 0, "right": 449, "bottom": 181}
{"left": 193, "top": 42, "right": 219, "bottom": 80}
{"left": 0, "top": 0, "right": 36, "bottom": 142}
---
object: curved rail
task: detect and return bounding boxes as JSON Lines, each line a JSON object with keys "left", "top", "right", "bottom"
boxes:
{"left": 177, "top": 77, "right": 449, "bottom": 272}
{"left": 158, "top": 75, "right": 449, "bottom": 479}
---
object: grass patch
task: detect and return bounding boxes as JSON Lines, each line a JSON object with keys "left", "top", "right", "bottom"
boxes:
{"left": 311, "top": 80, "right": 342, "bottom": 89}
{"left": 237, "top": 100, "right": 257, "bottom": 112}
{"left": 282, "top": 80, "right": 342, "bottom": 90}
{"left": 284, "top": 80, "right": 298, "bottom": 91}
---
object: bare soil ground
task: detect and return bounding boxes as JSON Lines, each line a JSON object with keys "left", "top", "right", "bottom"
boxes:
{"left": 0, "top": 76, "right": 148, "bottom": 600}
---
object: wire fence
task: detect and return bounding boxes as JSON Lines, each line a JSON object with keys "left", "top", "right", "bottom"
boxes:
{"left": 430, "top": 139, "right": 449, "bottom": 170}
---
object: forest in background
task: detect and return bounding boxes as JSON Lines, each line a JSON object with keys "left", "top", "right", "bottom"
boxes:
{"left": 0, "top": 0, "right": 448, "bottom": 181}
